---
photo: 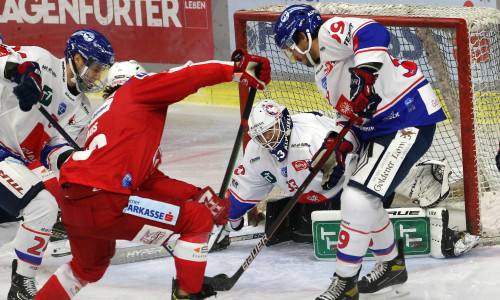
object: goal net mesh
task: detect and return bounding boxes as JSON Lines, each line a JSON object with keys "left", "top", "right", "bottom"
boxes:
{"left": 235, "top": 3, "right": 500, "bottom": 238}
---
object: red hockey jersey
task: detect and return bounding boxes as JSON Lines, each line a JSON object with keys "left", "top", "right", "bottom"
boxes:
{"left": 60, "top": 61, "right": 234, "bottom": 195}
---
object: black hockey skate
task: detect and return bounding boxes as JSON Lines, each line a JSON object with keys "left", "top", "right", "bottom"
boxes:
{"left": 8, "top": 259, "right": 37, "bottom": 300}
{"left": 358, "top": 239, "right": 408, "bottom": 298}
{"left": 171, "top": 278, "right": 217, "bottom": 300}
{"left": 316, "top": 273, "right": 359, "bottom": 300}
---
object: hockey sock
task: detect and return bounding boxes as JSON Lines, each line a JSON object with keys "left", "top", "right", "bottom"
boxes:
{"left": 173, "top": 234, "right": 208, "bottom": 294}
{"left": 35, "top": 263, "right": 87, "bottom": 299}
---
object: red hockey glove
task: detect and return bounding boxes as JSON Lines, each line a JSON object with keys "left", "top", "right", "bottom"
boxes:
{"left": 349, "top": 67, "right": 382, "bottom": 119}
{"left": 10, "top": 61, "right": 43, "bottom": 112}
{"left": 310, "top": 131, "right": 353, "bottom": 190}
{"left": 496, "top": 141, "right": 500, "bottom": 172}
{"left": 194, "top": 187, "right": 231, "bottom": 226}
{"left": 232, "top": 48, "right": 271, "bottom": 90}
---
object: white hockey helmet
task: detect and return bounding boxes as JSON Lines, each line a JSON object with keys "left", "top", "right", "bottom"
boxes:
{"left": 106, "top": 60, "right": 146, "bottom": 88}
{"left": 248, "top": 99, "right": 292, "bottom": 160}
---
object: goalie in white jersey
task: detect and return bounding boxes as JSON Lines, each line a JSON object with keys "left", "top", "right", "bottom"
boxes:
{"left": 0, "top": 30, "right": 114, "bottom": 300}
{"left": 211, "top": 99, "right": 477, "bottom": 257}
{"left": 274, "top": 4, "right": 449, "bottom": 300}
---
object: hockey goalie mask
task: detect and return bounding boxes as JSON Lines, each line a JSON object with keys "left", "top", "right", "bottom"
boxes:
{"left": 248, "top": 99, "right": 293, "bottom": 162}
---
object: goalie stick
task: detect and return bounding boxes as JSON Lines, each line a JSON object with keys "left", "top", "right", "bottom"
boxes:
{"left": 50, "top": 232, "right": 265, "bottom": 262}
{"left": 110, "top": 232, "right": 265, "bottom": 265}
{"left": 203, "top": 118, "right": 355, "bottom": 291}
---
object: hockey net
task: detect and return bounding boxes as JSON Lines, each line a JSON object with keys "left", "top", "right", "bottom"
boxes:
{"left": 234, "top": 3, "right": 500, "bottom": 240}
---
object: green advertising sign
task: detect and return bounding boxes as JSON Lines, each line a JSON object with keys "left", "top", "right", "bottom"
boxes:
{"left": 313, "top": 217, "right": 430, "bottom": 259}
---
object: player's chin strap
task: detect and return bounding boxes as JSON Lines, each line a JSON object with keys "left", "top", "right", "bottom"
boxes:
{"left": 294, "top": 32, "right": 317, "bottom": 67}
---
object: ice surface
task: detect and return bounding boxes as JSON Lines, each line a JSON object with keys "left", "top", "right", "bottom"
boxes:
{"left": 1, "top": 103, "right": 497, "bottom": 299}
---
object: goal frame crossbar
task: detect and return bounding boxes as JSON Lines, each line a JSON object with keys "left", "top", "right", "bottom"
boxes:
{"left": 234, "top": 10, "right": 480, "bottom": 235}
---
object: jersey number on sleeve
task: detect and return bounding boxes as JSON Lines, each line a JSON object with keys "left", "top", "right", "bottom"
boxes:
{"left": 72, "top": 134, "right": 107, "bottom": 161}
{"left": 330, "top": 21, "right": 346, "bottom": 44}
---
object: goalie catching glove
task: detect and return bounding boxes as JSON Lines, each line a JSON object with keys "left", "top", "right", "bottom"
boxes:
{"left": 232, "top": 48, "right": 271, "bottom": 90}
{"left": 310, "top": 131, "right": 353, "bottom": 190}
{"left": 349, "top": 67, "right": 382, "bottom": 119}
{"left": 193, "top": 187, "right": 230, "bottom": 226}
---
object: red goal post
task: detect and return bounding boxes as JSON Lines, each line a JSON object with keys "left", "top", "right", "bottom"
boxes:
{"left": 233, "top": 4, "right": 500, "bottom": 239}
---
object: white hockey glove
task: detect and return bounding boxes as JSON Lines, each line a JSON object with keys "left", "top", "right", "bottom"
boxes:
{"left": 395, "top": 159, "right": 451, "bottom": 208}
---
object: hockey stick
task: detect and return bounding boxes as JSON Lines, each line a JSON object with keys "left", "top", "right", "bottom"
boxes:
{"left": 109, "top": 232, "right": 265, "bottom": 265}
{"left": 36, "top": 103, "right": 82, "bottom": 150}
{"left": 207, "top": 86, "right": 258, "bottom": 250}
{"left": 204, "top": 118, "right": 355, "bottom": 291}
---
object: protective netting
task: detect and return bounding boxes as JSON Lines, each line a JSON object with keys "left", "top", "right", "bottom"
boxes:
{"left": 237, "top": 3, "right": 500, "bottom": 237}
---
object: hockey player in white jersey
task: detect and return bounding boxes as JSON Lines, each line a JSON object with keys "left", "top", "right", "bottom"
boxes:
{"left": 274, "top": 4, "right": 448, "bottom": 300}
{"left": 0, "top": 29, "right": 114, "bottom": 300}
{"left": 210, "top": 99, "right": 478, "bottom": 257}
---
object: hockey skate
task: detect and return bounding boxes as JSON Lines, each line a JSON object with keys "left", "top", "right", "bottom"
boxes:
{"left": 8, "top": 259, "right": 37, "bottom": 300}
{"left": 316, "top": 273, "right": 359, "bottom": 300}
{"left": 358, "top": 239, "right": 408, "bottom": 299}
{"left": 171, "top": 278, "right": 216, "bottom": 300}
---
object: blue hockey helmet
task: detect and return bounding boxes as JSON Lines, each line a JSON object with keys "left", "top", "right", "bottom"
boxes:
{"left": 274, "top": 5, "right": 322, "bottom": 66}
{"left": 248, "top": 99, "right": 293, "bottom": 162}
{"left": 65, "top": 29, "right": 114, "bottom": 93}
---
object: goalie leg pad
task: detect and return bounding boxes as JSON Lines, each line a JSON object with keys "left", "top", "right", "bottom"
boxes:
{"left": 0, "top": 158, "right": 45, "bottom": 217}
{"left": 265, "top": 197, "right": 295, "bottom": 246}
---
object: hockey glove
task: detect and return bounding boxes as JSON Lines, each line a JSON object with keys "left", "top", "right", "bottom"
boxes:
{"left": 10, "top": 61, "right": 43, "bottom": 112}
{"left": 194, "top": 186, "right": 231, "bottom": 226}
{"left": 232, "top": 48, "right": 271, "bottom": 90}
{"left": 310, "top": 131, "right": 353, "bottom": 190}
{"left": 496, "top": 141, "right": 500, "bottom": 172}
{"left": 349, "top": 67, "right": 382, "bottom": 119}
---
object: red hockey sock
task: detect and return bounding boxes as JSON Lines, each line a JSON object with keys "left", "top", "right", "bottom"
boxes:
{"left": 34, "top": 275, "right": 70, "bottom": 300}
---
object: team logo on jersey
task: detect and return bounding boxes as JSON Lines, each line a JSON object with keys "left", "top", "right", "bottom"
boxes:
{"left": 40, "top": 86, "right": 53, "bottom": 106}
{"left": 292, "top": 160, "right": 309, "bottom": 171}
{"left": 124, "top": 195, "right": 180, "bottom": 226}
{"left": 122, "top": 173, "right": 132, "bottom": 188}
{"left": 260, "top": 171, "right": 276, "bottom": 183}
{"left": 281, "top": 167, "right": 287, "bottom": 177}
{"left": 324, "top": 61, "right": 334, "bottom": 76}
{"left": 58, "top": 103, "right": 67, "bottom": 115}
{"left": 321, "top": 77, "right": 328, "bottom": 90}
{"left": 264, "top": 104, "right": 281, "bottom": 118}
{"left": 404, "top": 97, "right": 416, "bottom": 112}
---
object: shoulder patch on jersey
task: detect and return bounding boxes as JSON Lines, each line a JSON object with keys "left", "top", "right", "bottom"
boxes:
{"left": 292, "top": 160, "right": 309, "bottom": 171}
{"left": 249, "top": 156, "right": 260, "bottom": 164}
{"left": 260, "top": 171, "right": 276, "bottom": 183}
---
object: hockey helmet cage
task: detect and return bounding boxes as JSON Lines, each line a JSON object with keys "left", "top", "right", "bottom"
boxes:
{"left": 65, "top": 29, "right": 115, "bottom": 93}
{"left": 274, "top": 5, "right": 322, "bottom": 65}
{"left": 107, "top": 60, "right": 147, "bottom": 89}
{"left": 248, "top": 99, "right": 293, "bottom": 162}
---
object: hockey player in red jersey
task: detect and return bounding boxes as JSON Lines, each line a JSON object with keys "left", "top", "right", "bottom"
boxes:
{"left": 34, "top": 51, "right": 271, "bottom": 300}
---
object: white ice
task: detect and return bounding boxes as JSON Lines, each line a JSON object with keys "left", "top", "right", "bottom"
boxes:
{"left": 1, "top": 102, "right": 499, "bottom": 299}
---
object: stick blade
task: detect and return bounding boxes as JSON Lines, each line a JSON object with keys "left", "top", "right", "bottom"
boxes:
{"left": 204, "top": 274, "right": 235, "bottom": 291}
